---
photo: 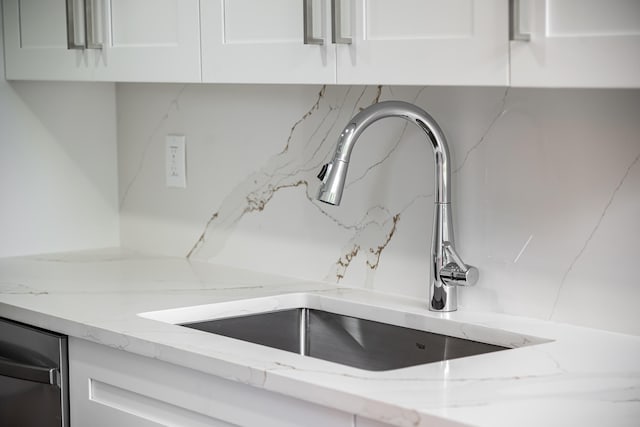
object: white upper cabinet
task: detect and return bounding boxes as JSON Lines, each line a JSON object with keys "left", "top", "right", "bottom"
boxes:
{"left": 200, "top": 0, "right": 509, "bottom": 85}
{"left": 3, "top": 0, "right": 89, "bottom": 80}
{"left": 510, "top": 0, "right": 640, "bottom": 88}
{"left": 94, "top": 0, "right": 201, "bottom": 82}
{"left": 4, "top": 1, "right": 639, "bottom": 87}
{"left": 2, "top": 0, "right": 201, "bottom": 82}
{"left": 337, "top": 0, "right": 509, "bottom": 85}
{"left": 200, "top": 0, "right": 336, "bottom": 84}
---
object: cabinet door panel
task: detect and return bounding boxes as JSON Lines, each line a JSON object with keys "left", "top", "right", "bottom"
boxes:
{"left": 511, "top": 0, "right": 640, "bottom": 88}
{"left": 18, "top": 1, "right": 67, "bottom": 47}
{"left": 69, "top": 338, "right": 353, "bottom": 427}
{"left": 356, "top": 416, "right": 393, "bottom": 427}
{"left": 364, "top": 0, "right": 471, "bottom": 40}
{"left": 337, "top": 0, "right": 509, "bottom": 85}
{"left": 3, "top": 0, "right": 91, "bottom": 80}
{"left": 93, "top": 0, "right": 201, "bottom": 82}
{"left": 201, "top": 0, "right": 336, "bottom": 84}
{"left": 223, "top": 0, "right": 300, "bottom": 42}
{"left": 110, "top": 0, "right": 179, "bottom": 46}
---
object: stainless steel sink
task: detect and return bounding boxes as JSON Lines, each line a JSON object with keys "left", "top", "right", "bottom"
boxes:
{"left": 139, "top": 293, "right": 550, "bottom": 372}
{"left": 181, "top": 308, "right": 509, "bottom": 371}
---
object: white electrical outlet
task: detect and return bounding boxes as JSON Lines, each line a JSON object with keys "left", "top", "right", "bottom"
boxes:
{"left": 166, "top": 135, "right": 187, "bottom": 188}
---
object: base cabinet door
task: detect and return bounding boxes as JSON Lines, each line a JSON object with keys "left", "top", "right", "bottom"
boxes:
{"left": 356, "top": 418, "right": 395, "bottom": 427}
{"left": 510, "top": 0, "right": 640, "bottom": 88}
{"left": 69, "top": 338, "right": 353, "bottom": 427}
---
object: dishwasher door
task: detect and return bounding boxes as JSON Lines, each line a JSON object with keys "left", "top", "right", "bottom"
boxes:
{"left": 0, "top": 318, "right": 69, "bottom": 427}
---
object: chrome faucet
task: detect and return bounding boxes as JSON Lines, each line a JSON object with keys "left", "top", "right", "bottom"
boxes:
{"left": 317, "top": 101, "right": 478, "bottom": 312}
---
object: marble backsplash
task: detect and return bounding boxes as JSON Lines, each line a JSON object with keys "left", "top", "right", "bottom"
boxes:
{"left": 117, "top": 84, "right": 640, "bottom": 336}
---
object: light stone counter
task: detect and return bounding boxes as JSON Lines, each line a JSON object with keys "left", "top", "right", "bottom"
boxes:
{"left": 1, "top": 249, "right": 639, "bottom": 427}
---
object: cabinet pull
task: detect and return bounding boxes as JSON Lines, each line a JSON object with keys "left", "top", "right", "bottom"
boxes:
{"left": 65, "top": 0, "right": 85, "bottom": 50}
{"left": 84, "top": 0, "right": 103, "bottom": 49}
{"left": 0, "top": 358, "right": 59, "bottom": 386}
{"left": 331, "top": 0, "right": 352, "bottom": 44}
{"left": 509, "top": 0, "right": 530, "bottom": 41}
{"left": 303, "top": 0, "right": 324, "bottom": 45}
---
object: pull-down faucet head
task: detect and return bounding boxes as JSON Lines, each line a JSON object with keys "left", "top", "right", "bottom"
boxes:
{"left": 318, "top": 101, "right": 451, "bottom": 206}
{"left": 317, "top": 101, "right": 477, "bottom": 312}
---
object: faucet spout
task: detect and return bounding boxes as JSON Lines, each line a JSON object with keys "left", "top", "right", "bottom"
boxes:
{"left": 317, "top": 101, "right": 477, "bottom": 312}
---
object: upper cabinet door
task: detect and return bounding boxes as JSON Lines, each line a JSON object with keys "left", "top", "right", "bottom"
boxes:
{"left": 511, "top": 0, "right": 640, "bottom": 88}
{"left": 200, "top": 0, "right": 337, "bottom": 84}
{"left": 3, "top": 0, "right": 92, "bottom": 80}
{"left": 93, "top": 0, "right": 201, "bottom": 82}
{"left": 2, "top": 0, "right": 201, "bottom": 82}
{"left": 336, "top": 0, "right": 510, "bottom": 85}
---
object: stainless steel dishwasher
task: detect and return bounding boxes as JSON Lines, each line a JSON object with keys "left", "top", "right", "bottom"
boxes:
{"left": 0, "top": 317, "right": 69, "bottom": 427}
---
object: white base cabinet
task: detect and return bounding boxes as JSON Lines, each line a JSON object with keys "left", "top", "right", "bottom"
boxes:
{"left": 69, "top": 338, "right": 391, "bottom": 427}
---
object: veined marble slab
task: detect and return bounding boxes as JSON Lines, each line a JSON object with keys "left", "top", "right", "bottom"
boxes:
{"left": 116, "top": 84, "right": 640, "bottom": 336}
{"left": 1, "top": 249, "right": 639, "bottom": 427}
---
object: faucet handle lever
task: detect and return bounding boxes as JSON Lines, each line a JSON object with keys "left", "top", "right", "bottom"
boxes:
{"left": 440, "top": 242, "right": 479, "bottom": 287}
{"left": 443, "top": 242, "right": 468, "bottom": 269}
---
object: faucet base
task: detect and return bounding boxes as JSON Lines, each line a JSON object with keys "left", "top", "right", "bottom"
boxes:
{"left": 429, "top": 282, "right": 458, "bottom": 312}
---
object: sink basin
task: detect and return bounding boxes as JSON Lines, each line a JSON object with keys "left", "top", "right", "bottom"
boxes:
{"left": 140, "top": 293, "right": 549, "bottom": 371}
{"left": 182, "top": 308, "right": 509, "bottom": 371}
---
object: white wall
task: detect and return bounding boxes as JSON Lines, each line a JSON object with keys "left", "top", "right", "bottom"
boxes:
{"left": 117, "top": 83, "right": 640, "bottom": 336}
{"left": 0, "top": 22, "right": 120, "bottom": 257}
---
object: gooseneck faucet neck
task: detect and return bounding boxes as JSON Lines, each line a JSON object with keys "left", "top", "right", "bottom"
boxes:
{"left": 317, "top": 101, "right": 477, "bottom": 312}
{"left": 318, "top": 101, "right": 451, "bottom": 206}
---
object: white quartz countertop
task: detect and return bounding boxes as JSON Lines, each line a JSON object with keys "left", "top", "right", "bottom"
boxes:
{"left": 1, "top": 249, "right": 639, "bottom": 427}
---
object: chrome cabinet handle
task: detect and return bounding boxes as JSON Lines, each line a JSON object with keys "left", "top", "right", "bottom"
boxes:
{"left": 65, "top": 0, "right": 102, "bottom": 50}
{"left": 65, "top": 0, "right": 85, "bottom": 50}
{"left": 509, "top": 0, "right": 530, "bottom": 41}
{"left": 303, "top": 0, "right": 324, "bottom": 45}
{"left": 331, "top": 0, "right": 352, "bottom": 44}
{"left": 0, "top": 358, "right": 59, "bottom": 386}
{"left": 84, "top": 0, "right": 103, "bottom": 49}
